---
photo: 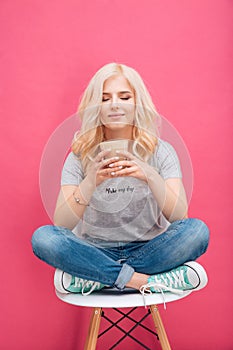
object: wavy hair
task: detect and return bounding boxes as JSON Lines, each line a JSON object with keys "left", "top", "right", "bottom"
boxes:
{"left": 72, "top": 63, "right": 160, "bottom": 173}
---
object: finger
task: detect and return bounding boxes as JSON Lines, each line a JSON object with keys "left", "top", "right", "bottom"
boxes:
{"left": 111, "top": 164, "right": 138, "bottom": 176}
{"left": 98, "top": 166, "right": 115, "bottom": 177}
{"left": 99, "top": 156, "right": 121, "bottom": 170}
{"left": 108, "top": 159, "right": 135, "bottom": 169}
{"left": 115, "top": 150, "right": 135, "bottom": 160}
{"left": 95, "top": 150, "right": 112, "bottom": 162}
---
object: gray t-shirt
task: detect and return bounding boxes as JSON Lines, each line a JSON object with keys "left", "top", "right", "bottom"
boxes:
{"left": 61, "top": 139, "right": 182, "bottom": 244}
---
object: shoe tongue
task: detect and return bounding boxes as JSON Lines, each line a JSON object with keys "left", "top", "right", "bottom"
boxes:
{"left": 147, "top": 276, "right": 155, "bottom": 283}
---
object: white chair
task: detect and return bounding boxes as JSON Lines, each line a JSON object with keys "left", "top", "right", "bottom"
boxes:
{"left": 56, "top": 288, "right": 191, "bottom": 349}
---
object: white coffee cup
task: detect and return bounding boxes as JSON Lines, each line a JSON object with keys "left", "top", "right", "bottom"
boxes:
{"left": 99, "top": 139, "right": 129, "bottom": 159}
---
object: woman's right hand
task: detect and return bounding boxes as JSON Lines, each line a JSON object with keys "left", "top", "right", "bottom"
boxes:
{"left": 86, "top": 150, "right": 121, "bottom": 186}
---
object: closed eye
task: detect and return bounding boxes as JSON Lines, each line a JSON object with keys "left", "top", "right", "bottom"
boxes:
{"left": 102, "top": 93, "right": 133, "bottom": 102}
{"left": 102, "top": 97, "right": 131, "bottom": 102}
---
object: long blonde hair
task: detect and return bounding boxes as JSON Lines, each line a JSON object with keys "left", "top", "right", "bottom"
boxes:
{"left": 72, "top": 63, "right": 160, "bottom": 172}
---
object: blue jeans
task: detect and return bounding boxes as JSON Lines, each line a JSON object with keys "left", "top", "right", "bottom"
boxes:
{"left": 31, "top": 218, "right": 209, "bottom": 290}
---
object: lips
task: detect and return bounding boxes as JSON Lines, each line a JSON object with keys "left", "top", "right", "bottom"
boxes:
{"left": 108, "top": 113, "right": 125, "bottom": 118}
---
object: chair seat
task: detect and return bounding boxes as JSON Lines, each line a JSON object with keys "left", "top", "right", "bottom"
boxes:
{"left": 56, "top": 287, "right": 192, "bottom": 308}
{"left": 56, "top": 288, "right": 193, "bottom": 349}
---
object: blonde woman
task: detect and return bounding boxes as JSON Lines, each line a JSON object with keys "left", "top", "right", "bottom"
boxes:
{"left": 32, "top": 63, "right": 209, "bottom": 298}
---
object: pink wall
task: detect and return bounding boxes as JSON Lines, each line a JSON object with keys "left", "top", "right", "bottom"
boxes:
{"left": 1, "top": 1, "right": 232, "bottom": 349}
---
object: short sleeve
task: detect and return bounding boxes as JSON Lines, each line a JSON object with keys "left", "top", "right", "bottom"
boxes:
{"left": 155, "top": 140, "right": 182, "bottom": 179}
{"left": 61, "top": 152, "right": 84, "bottom": 185}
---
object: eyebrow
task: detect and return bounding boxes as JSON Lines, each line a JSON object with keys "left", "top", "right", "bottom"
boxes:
{"left": 102, "top": 91, "right": 133, "bottom": 95}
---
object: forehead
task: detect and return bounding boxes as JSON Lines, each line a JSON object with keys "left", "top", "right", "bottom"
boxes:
{"left": 103, "top": 75, "right": 133, "bottom": 93}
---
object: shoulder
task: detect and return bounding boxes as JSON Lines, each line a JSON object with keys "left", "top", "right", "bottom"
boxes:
{"left": 63, "top": 152, "right": 82, "bottom": 170}
{"left": 61, "top": 152, "right": 84, "bottom": 185}
{"left": 150, "top": 139, "right": 182, "bottom": 178}
{"left": 64, "top": 151, "right": 81, "bottom": 163}
{"left": 156, "top": 139, "right": 177, "bottom": 157}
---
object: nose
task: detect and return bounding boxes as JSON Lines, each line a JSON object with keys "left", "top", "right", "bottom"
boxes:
{"left": 110, "top": 94, "right": 120, "bottom": 110}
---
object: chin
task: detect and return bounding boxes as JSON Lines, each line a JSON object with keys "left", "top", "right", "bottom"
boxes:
{"left": 104, "top": 122, "right": 133, "bottom": 130}
{"left": 106, "top": 123, "right": 126, "bottom": 129}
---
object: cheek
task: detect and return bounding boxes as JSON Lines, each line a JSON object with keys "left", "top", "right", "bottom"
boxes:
{"left": 100, "top": 105, "right": 108, "bottom": 119}
{"left": 99, "top": 109, "right": 110, "bottom": 126}
{"left": 127, "top": 105, "right": 135, "bottom": 120}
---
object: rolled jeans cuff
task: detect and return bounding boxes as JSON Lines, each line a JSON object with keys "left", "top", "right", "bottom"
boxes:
{"left": 114, "top": 263, "right": 135, "bottom": 290}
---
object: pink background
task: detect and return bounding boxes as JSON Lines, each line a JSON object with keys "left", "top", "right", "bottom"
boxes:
{"left": 1, "top": 1, "right": 232, "bottom": 349}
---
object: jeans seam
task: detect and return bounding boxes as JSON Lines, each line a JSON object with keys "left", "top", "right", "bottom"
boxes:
{"left": 126, "top": 219, "right": 191, "bottom": 264}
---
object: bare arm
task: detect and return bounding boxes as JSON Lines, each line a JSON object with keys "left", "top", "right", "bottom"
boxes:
{"left": 146, "top": 170, "right": 188, "bottom": 221}
{"left": 53, "top": 150, "right": 120, "bottom": 230}
{"left": 53, "top": 177, "right": 96, "bottom": 230}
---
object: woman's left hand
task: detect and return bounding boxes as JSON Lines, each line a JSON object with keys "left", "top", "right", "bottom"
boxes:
{"left": 97, "top": 150, "right": 188, "bottom": 221}
{"left": 105, "top": 150, "right": 151, "bottom": 182}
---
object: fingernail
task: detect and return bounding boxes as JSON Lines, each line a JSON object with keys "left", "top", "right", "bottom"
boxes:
{"left": 111, "top": 172, "right": 115, "bottom": 176}
{"left": 109, "top": 163, "right": 114, "bottom": 167}
{"left": 118, "top": 166, "right": 123, "bottom": 169}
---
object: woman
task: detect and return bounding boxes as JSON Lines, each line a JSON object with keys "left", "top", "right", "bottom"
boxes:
{"left": 32, "top": 63, "right": 209, "bottom": 299}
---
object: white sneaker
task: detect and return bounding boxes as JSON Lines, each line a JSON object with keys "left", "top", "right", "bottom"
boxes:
{"left": 54, "top": 269, "right": 105, "bottom": 295}
{"left": 140, "top": 261, "right": 208, "bottom": 295}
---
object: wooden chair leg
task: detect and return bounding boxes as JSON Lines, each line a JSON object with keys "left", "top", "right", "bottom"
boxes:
{"left": 84, "top": 307, "right": 102, "bottom": 350}
{"left": 150, "top": 305, "right": 171, "bottom": 350}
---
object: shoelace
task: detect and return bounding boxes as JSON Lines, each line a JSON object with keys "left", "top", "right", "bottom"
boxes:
{"left": 157, "top": 269, "right": 187, "bottom": 289}
{"left": 72, "top": 277, "right": 102, "bottom": 296}
{"left": 82, "top": 280, "right": 102, "bottom": 296}
{"left": 73, "top": 277, "right": 85, "bottom": 288}
{"left": 140, "top": 279, "right": 186, "bottom": 310}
